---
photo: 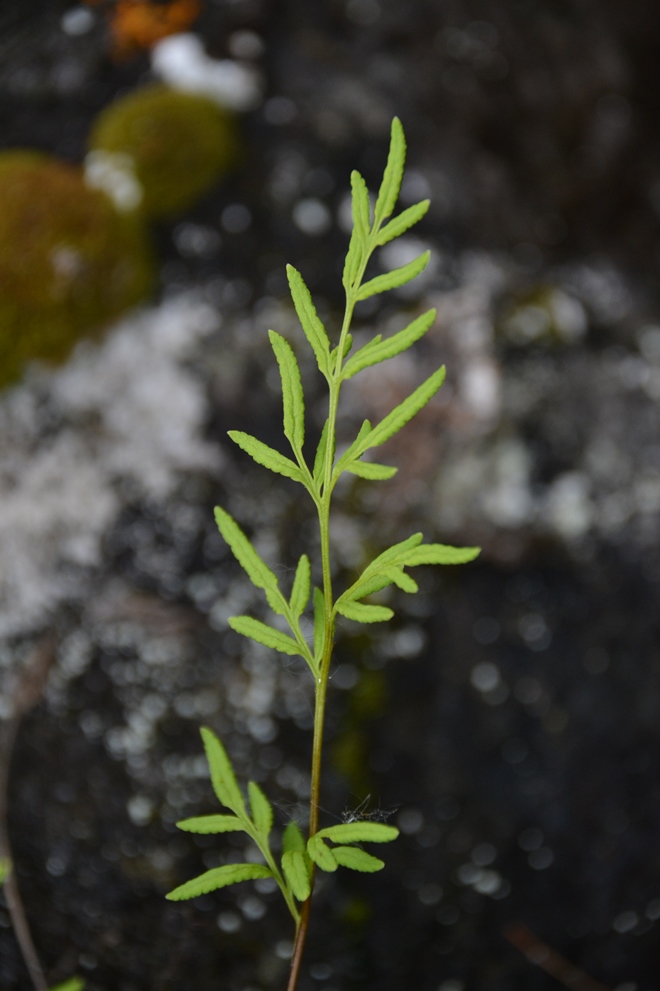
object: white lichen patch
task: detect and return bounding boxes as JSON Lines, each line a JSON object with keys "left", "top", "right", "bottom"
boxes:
{"left": 0, "top": 294, "right": 221, "bottom": 647}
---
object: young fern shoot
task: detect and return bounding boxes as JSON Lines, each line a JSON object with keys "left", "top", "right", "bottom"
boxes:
{"left": 166, "top": 118, "right": 480, "bottom": 990}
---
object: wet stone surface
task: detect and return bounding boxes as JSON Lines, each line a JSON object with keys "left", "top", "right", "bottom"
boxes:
{"left": 1, "top": 2, "right": 660, "bottom": 991}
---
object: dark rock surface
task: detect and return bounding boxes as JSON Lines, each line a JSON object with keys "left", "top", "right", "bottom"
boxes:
{"left": 1, "top": 3, "right": 660, "bottom": 991}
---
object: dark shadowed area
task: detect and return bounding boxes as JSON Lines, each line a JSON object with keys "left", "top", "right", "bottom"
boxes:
{"left": 1, "top": 3, "right": 660, "bottom": 991}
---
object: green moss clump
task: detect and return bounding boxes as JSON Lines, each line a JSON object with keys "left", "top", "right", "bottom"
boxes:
{"left": 88, "top": 84, "right": 239, "bottom": 219}
{"left": 0, "top": 151, "right": 154, "bottom": 388}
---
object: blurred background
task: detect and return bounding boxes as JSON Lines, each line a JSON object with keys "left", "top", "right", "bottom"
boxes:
{"left": 0, "top": 2, "right": 660, "bottom": 990}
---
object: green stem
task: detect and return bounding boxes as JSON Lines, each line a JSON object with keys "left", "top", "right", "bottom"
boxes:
{"left": 286, "top": 226, "right": 378, "bottom": 991}
{"left": 256, "top": 835, "right": 299, "bottom": 925}
{"left": 285, "top": 615, "right": 333, "bottom": 991}
{"left": 286, "top": 291, "right": 358, "bottom": 989}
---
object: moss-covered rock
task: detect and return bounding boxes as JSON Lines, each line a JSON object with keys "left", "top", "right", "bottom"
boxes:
{"left": 0, "top": 151, "right": 154, "bottom": 388}
{"left": 88, "top": 84, "right": 239, "bottom": 218}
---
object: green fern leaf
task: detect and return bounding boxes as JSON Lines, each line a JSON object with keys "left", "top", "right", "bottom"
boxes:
{"left": 374, "top": 117, "right": 406, "bottom": 225}
{"left": 342, "top": 170, "right": 370, "bottom": 292}
{"left": 282, "top": 849, "right": 312, "bottom": 901}
{"left": 344, "top": 461, "right": 398, "bottom": 481}
{"left": 343, "top": 227, "right": 362, "bottom": 294}
{"left": 313, "top": 420, "right": 332, "bottom": 484}
{"left": 356, "top": 251, "right": 430, "bottom": 301}
{"left": 248, "top": 780, "right": 273, "bottom": 839}
{"left": 200, "top": 727, "right": 246, "bottom": 816}
{"left": 166, "top": 863, "right": 271, "bottom": 901}
{"left": 228, "top": 431, "right": 304, "bottom": 484}
{"left": 359, "top": 365, "right": 446, "bottom": 452}
{"left": 282, "top": 821, "right": 306, "bottom": 854}
{"left": 366, "top": 532, "right": 423, "bottom": 572}
{"left": 290, "top": 554, "right": 311, "bottom": 617}
{"left": 384, "top": 567, "right": 418, "bottom": 593}
{"left": 342, "top": 309, "right": 436, "bottom": 379}
{"left": 176, "top": 815, "right": 245, "bottom": 834}
{"left": 375, "top": 199, "right": 430, "bottom": 246}
{"left": 268, "top": 331, "right": 305, "bottom": 452}
{"left": 351, "top": 169, "right": 371, "bottom": 237}
{"left": 48, "top": 979, "right": 85, "bottom": 991}
{"left": 213, "top": 506, "right": 282, "bottom": 598}
{"left": 341, "top": 537, "right": 428, "bottom": 602}
{"left": 307, "top": 835, "right": 338, "bottom": 872}
{"left": 332, "top": 846, "right": 385, "bottom": 872}
{"left": 335, "top": 600, "right": 394, "bottom": 623}
{"left": 403, "top": 544, "right": 481, "bottom": 566}
{"left": 214, "top": 503, "right": 286, "bottom": 617}
{"left": 317, "top": 822, "right": 399, "bottom": 844}
{"left": 286, "top": 265, "right": 331, "bottom": 377}
{"left": 341, "top": 334, "right": 383, "bottom": 376}
{"left": 343, "top": 573, "right": 394, "bottom": 602}
{"left": 334, "top": 419, "right": 373, "bottom": 475}
{"left": 229, "top": 616, "right": 303, "bottom": 657}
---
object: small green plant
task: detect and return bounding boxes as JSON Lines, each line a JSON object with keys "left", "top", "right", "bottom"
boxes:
{"left": 166, "top": 119, "right": 480, "bottom": 989}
